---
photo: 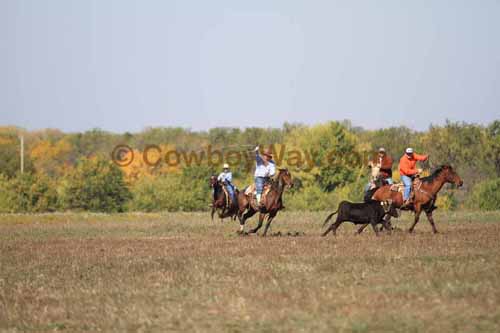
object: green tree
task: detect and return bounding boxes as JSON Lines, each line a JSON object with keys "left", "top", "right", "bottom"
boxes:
{"left": 61, "top": 157, "right": 131, "bottom": 212}
{"left": 0, "top": 131, "right": 34, "bottom": 178}
{"left": 0, "top": 173, "right": 57, "bottom": 213}
{"left": 486, "top": 121, "right": 500, "bottom": 177}
{"left": 466, "top": 178, "right": 500, "bottom": 211}
{"left": 285, "top": 121, "right": 360, "bottom": 192}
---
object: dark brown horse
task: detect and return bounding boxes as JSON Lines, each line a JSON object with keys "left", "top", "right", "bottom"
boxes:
{"left": 370, "top": 165, "right": 463, "bottom": 233}
{"left": 209, "top": 175, "right": 239, "bottom": 221}
{"left": 237, "top": 168, "right": 293, "bottom": 236}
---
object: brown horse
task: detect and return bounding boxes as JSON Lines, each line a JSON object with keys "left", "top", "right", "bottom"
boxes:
{"left": 209, "top": 175, "right": 239, "bottom": 221}
{"left": 370, "top": 165, "right": 463, "bottom": 233}
{"left": 237, "top": 168, "right": 293, "bottom": 236}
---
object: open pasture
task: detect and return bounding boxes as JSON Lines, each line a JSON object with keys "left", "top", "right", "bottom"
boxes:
{"left": 1, "top": 211, "right": 500, "bottom": 332}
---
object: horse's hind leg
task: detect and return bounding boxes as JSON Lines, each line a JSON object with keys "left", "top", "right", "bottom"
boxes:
{"left": 238, "top": 208, "right": 256, "bottom": 233}
{"left": 262, "top": 212, "right": 277, "bottom": 237}
{"left": 249, "top": 213, "right": 265, "bottom": 234}
{"left": 425, "top": 211, "right": 438, "bottom": 234}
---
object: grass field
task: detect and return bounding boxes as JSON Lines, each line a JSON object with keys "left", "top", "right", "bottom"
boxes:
{"left": 1, "top": 210, "right": 500, "bottom": 332}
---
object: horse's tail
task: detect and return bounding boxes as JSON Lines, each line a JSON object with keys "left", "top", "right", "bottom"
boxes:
{"left": 322, "top": 210, "right": 338, "bottom": 228}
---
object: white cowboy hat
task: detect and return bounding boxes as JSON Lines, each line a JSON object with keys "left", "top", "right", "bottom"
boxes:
{"left": 223, "top": 163, "right": 230, "bottom": 169}
{"left": 378, "top": 147, "right": 386, "bottom": 153}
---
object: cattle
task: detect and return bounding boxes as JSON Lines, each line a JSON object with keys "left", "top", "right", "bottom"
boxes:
{"left": 321, "top": 200, "right": 398, "bottom": 237}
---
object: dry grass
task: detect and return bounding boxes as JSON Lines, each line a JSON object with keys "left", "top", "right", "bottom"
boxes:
{"left": 1, "top": 211, "right": 500, "bottom": 332}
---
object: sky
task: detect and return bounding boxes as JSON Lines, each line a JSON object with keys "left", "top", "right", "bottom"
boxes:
{"left": 1, "top": 0, "right": 499, "bottom": 133}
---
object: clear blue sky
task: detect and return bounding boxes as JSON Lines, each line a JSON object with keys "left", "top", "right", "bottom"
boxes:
{"left": 1, "top": 0, "right": 499, "bottom": 132}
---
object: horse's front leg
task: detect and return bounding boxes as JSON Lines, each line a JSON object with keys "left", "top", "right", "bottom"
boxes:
{"left": 211, "top": 206, "right": 215, "bottom": 221}
{"left": 249, "top": 213, "right": 265, "bottom": 234}
{"left": 262, "top": 211, "right": 277, "bottom": 237}
{"left": 408, "top": 204, "right": 422, "bottom": 233}
{"left": 425, "top": 210, "right": 439, "bottom": 234}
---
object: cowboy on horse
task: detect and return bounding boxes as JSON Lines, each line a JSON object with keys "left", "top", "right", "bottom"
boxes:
{"left": 366, "top": 147, "right": 394, "bottom": 193}
{"left": 399, "top": 147, "right": 428, "bottom": 207}
{"left": 254, "top": 145, "right": 276, "bottom": 207}
{"left": 217, "top": 163, "right": 236, "bottom": 203}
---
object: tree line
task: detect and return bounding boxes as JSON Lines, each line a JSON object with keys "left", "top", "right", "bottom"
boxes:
{"left": 0, "top": 120, "right": 499, "bottom": 213}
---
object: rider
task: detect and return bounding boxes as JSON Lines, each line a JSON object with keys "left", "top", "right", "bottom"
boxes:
{"left": 217, "top": 163, "right": 236, "bottom": 203}
{"left": 254, "top": 145, "right": 276, "bottom": 206}
{"left": 378, "top": 147, "right": 393, "bottom": 185}
{"left": 399, "top": 147, "right": 428, "bottom": 206}
{"left": 365, "top": 147, "right": 393, "bottom": 193}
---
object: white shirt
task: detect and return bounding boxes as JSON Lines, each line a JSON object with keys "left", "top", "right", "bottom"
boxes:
{"left": 254, "top": 153, "right": 276, "bottom": 178}
{"left": 217, "top": 171, "right": 232, "bottom": 183}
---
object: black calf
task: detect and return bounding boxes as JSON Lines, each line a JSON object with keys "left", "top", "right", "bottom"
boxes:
{"left": 322, "top": 200, "right": 397, "bottom": 237}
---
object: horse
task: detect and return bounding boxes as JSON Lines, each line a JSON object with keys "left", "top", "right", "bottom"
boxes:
{"left": 237, "top": 168, "right": 293, "bottom": 236}
{"left": 370, "top": 165, "right": 463, "bottom": 233}
{"left": 209, "top": 175, "right": 239, "bottom": 221}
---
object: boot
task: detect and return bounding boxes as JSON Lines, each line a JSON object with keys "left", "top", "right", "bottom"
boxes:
{"left": 401, "top": 199, "right": 411, "bottom": 209}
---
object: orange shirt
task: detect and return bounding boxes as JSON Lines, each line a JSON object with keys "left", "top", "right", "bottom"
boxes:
{"left": 399, "top": 153, "right": 428, "bottom": 176}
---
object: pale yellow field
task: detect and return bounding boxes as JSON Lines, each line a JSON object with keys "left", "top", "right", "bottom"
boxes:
{"left": 1, "top": 211, "right": 499, "bottom": 332}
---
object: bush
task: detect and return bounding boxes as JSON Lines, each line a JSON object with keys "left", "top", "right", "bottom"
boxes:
{"left": 435, "top": 191, "right": 458, "bottom": 211}
{"left": 466, "top": 178, "right": 500, "bottom": 211}
{"left": 60, "top": 157, "right": 131, "bottom": 212}
{"left": 129, "top": 172, "right": 210, "bottom": 212}
{"left": 0, "top": 173, "right": 57, "bottom": 213}
{"left": 287, "top": 185, "right": 338, "bottom": 211}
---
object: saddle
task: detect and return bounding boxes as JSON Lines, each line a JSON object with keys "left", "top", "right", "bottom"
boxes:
{"left": 220, "top": 183, "right": 238, "bottom": 207}
{"left": 390, "top": 177, "right": 422, "bottom": 202}
{"left": 244, "top": 183, "right": 271, "bottom": 209}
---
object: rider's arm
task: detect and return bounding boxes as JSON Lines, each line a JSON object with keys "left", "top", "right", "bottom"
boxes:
{"left": 413, "top": 153, "right": 428, "bottom": 161}
{"left": 217, "top": 173, "right": 224, "bottom": 181}
{"left": 255, "top": 151, "right": 264, "bottom": 165}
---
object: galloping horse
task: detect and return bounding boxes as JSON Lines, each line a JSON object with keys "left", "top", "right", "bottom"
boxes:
{"left": 370, "top": 165, "right": 463, "bottom": 233}
{"left": 209, "top": 175, "right": 239, "bottom": 221}
{"left": 237, "top": 168, "right": 293, "bottom": 236}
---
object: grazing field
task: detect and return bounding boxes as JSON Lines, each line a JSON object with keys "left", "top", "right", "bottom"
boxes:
{"left": 1, "top": 211, "right": 500, "bottom": 332}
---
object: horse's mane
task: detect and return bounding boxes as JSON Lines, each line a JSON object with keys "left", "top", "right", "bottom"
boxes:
{"left": 421, "top": 165, "right": 452, "bottom": 183}
{"left": 270, "top": 168, "right": 288, "bottom": 190}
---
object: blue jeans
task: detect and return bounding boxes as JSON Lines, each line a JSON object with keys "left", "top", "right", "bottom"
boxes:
{"left": 225, "top": 182, "right": 235, "bottom": 201}
{"left": 401, "top": 175, "right": 412, "bottom": 200}
{"left": 255, "top": 177, "right": 267, "bottom": 194}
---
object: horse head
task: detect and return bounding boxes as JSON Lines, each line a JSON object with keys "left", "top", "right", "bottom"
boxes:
{"left": 277, "top": 168, "right": 294, "bottom": 188}
{"left": 441, "top": 165, "right": 463, "bottom": 187}
{"left": 209, "top": 175, "right": 218, "bottom": 188}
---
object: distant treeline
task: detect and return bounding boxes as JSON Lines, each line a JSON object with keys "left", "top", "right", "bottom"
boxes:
{"left": 1, "top": 120, "right": 499, "bottom": 213}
